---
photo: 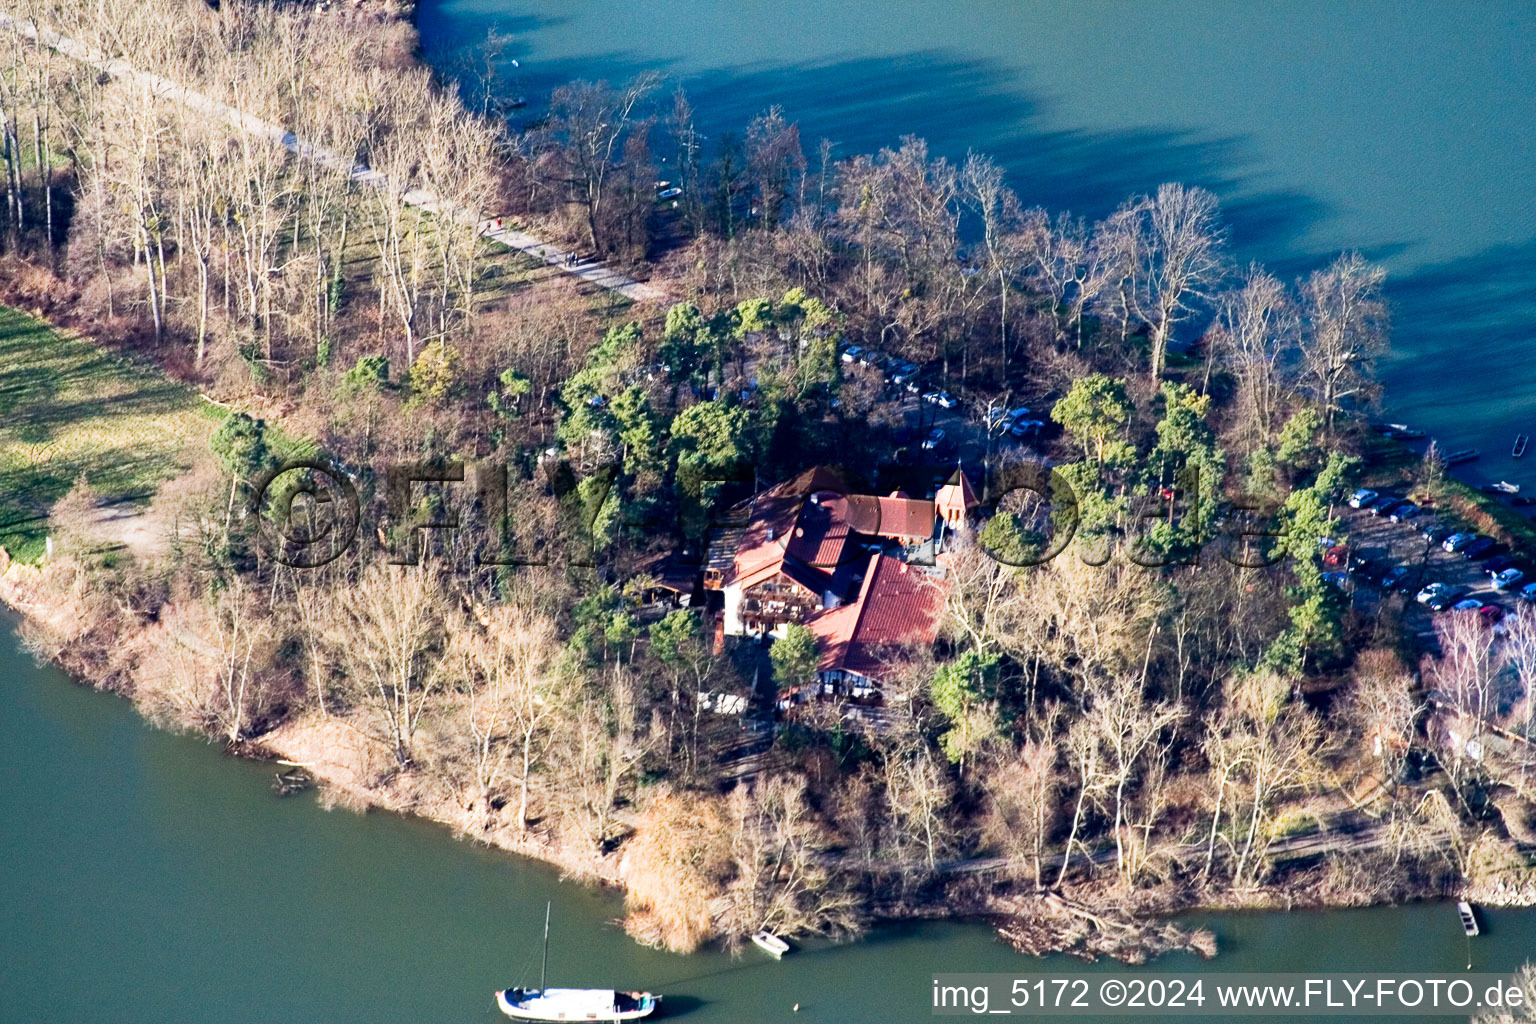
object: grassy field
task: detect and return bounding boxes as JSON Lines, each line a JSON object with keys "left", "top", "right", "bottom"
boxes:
{"left": 0, "top": 306, "right": 221, "bottom": 562}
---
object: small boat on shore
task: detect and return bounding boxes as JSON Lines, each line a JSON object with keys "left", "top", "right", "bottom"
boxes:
{"left": 1457, "top": 900, "right": 1480, "bottom": 937}
{"left": 1481, "top": 481, "right": 1521, "bottom": 495}
{"left": 750, "top": 930, "right": 791, "bottom": 959}
{"left": 496, "top": 903, "right": 659, "bottom": 1022}
{"left": 1379, "top": 422, "right": 1427, "bottom": 439}
{"left": 1514, "top": 434, "right": 1529, "bottom": 458}
{"left": 1445, "top": 448, "right": 1481, "bottom": 466}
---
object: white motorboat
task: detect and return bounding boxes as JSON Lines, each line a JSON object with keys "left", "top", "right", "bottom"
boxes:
{"left": 495, "top": 903, "right": 659, "bottom": 1021}
{"left": 750, "top": 929, "right": 790, "bottom": 959}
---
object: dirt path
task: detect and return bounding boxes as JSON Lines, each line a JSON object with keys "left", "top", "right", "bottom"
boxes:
{"left": 82, "top": 499, "right": 172, "bottom": 561}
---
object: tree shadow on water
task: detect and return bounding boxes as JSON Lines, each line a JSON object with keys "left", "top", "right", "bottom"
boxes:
{"left": 1381, "top": 236, "right": 1536, "bottom": 442}
{"left": 432, "top": 39, "right": 1334, "bottom": 264}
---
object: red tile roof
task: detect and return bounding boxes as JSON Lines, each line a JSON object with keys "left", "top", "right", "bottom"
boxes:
{"left": 727, "top": 471, "right": 945, "bottom": 629}
{"left": 806, "top": 553, "right": 946, "bottom": 680}
{"left": 730, "top": 468, "right": 929, "bottom": 593}
{"left": 730, "top": 467, "right": 857, "bottom": 589}
{"left": 876, "top": 496, "right": 937, "bottom": 541}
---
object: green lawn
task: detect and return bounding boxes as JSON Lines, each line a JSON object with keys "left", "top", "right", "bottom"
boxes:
{"left": 0, "top": 307, "right": 220, "bottom": 562}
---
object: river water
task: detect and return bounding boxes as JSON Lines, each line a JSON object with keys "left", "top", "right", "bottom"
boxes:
{"left": 7, "top": 5, "right": 1536, "bottom": 1021}
{"left": 417, "top": 0, "right": 1536, "bottom": 488}
{"left": 3, "top": 619, "right": 1536, "bottom": 1022}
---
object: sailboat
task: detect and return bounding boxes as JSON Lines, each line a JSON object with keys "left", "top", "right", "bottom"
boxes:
{"left": 495, "top": 903, "right": 659, "bottom": 1022}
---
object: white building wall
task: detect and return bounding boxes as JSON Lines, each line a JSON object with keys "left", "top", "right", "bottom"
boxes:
{"left": 723, "top": 583, "right": 745, "bottom": 636}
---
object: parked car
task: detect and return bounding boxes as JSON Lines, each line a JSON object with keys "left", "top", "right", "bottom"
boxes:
{"left": 1493, "top": 568, "right": 1525, "bottom": 591}
{"left": 920, "top": 427, "right": 946, "bottom": 450}
{"left": 1367, "top": 496, "right": 1405, "bottom": 517}
{"left": 903, "top": 378, "right": 923, "bottom": 395}
{"left": 1360, "top": 562, "right": 1393, "bottom": 585}
{"left": 1427, "top": 588, "right": 1466, "bottom": 611}
{"left": 1480, "top": 605, "right": 1506, "bottom": 626}
{"left": 840, "top": 345, "right": 864, "bottom": 364}
{"left": 1348, "top": 488, "right": 1379, "bottom": 509}
{"left": 1379, "top": 566, "right": 1411, "bottom": 590}
{"left": 1451, "top": 597, "right": 1484, "bottom": 612}
{"left": 1009, "top": 419, "right": 1044, "bottom": 439}
{"left": 1417, "top": 582, "right": 1453, "bottom": 605}
{"left": 1324, "top": 544, "right": 1350, "bottom": 568}
{"left": 989, "top": 407, "right": 1030, "bottom": 433}
{"left": 1443, "top": 532, "right": 1478, "bottom": 553}
{"left": 1322, "top": 571, "right": 1351, "bottom": 591}
{"left": 922, "top": 391, "right": 958, "bottom": 409}
{"left": 1389, "top": 503, "right": 1420, "bottom": 523}
{"left": 1421, "top": 522, "right": 1452, "bottom": 544}
{"left": 1521, "top": 582, "right": 1536, "bottom": 603}
{"left": 1462, "top": 537, "right": 1498, "bottom": 560}
{"left": 1483, "top": 555, "right": 1517, "bottom": 577}
{"left": 889, "top": 362, "right": 920, "bottom": 385}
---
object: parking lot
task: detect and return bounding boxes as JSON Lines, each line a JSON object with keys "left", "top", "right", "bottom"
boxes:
{"left": 1337, "top": 494, "right": 1529, "bottom": 641}
{"left": 838, "top": 345, "right": 1050, "bottom": 481}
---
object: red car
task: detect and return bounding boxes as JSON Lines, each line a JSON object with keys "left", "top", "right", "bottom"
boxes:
{"left": 1323, "top": 544, "right": 1349, "bottom": 567}
{"left": 1479, "top": 605, "right": 1505, "bottom": 627}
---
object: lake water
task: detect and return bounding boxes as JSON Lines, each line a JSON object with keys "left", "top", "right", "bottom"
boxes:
{"left": 416, "top": 0, "right": 1536, "bottom": 487}
{"left": 4, "top": 616, "right": 1536, "bottom": 1022}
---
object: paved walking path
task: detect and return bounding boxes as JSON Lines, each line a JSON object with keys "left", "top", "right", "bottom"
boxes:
{"left": 0, "top": 13, "right": 664, "bottom": 304}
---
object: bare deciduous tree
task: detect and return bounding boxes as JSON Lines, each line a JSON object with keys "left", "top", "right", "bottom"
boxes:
{"left": 449, "top": 602, "right": 560, "bottom": 830}
{"left": 1113, "top": 183, "right": 1227, "bottom": 380}
{"left": 1298, "top": 251, "right": 1388, "bottom": 432}
{"left": 330, "top": 564, "right": 444, "bottom": 769}
{"left": 1212, "top": 265, "right": 1301, "bottom": 443}
{"left": 547, "top": 73, "right": 659, "bottom": 255}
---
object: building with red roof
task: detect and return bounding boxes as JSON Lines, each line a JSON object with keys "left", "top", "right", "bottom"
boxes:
{"left": 705, "top": 468, "right": 944, "bottom": 639}
{"left": 935, "top": 465, "right": 979, "bottom": 527}
{"left": 803, "top": 552, "right": 946, "bottom": 695}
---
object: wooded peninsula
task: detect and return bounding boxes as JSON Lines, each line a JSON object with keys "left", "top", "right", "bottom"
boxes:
{"left": 1, "top": 0, "right": 1533, "bottom": 964}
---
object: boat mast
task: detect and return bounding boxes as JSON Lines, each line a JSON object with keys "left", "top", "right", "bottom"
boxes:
{"left": 540, "top": 901, "right": 550, "bottom": 994}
